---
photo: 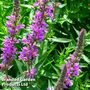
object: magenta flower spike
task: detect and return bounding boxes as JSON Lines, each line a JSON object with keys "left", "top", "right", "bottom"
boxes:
{"left": 55, "top": 29, "right": 85, "bottom": 90}
{"left": 1, "top": 0, "right": 24, "bottom": 68}
{"left": 19, "top": 0, "right": 53, "bottom": 78}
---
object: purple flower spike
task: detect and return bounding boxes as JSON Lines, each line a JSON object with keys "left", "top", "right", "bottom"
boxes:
{"left": 19, "top": 45, "right": 38, "bottom": 61}
{"left": 30, "top": 0, "right": 53, "bottom": 41}
{"left": 6, "top": 14, "right": 24, "bottom": 35}
{"left": 55, "top": 29, "right": 85, "bottom": 90}
{"left": 2, "top": 13, "right": 24, "bottom": 65}
{"left": 63, "top": 54, "right": 80, "bottom": 88}
{"left": 1, "top": 37, "right": 17, "bottom": 64}
{"left": 19, "top": 0, "right": 53, "bottom": 79}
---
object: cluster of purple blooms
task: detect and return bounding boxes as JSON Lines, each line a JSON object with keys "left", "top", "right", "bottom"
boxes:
{"left": 1, "top": 37, "right": 17, "bottom": 64}
{"left": 31, "top": 0, "right": 53, "bottom": 41}
{"left": 34, "top": 0, "right": 53, "bottom": 18}
{"left": 6, "top": 15, "right": 24, "bottom": 35}
{"left": 19, "top": 34, "right": 38, "bottom": 61}
{"left": 63, "top": 54, "right": 80, "bottom": 88}
{"left": 30, "top": 10, "right": 48, "bottom": 41}
{"left": 1, "top": 14, "right": 24, "bottom": 65}
{"left": 19, "top": 0, "right": 53, "bottom": 78}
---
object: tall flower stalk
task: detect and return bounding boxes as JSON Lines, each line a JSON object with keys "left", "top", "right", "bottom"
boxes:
{"left": 1, "top": 0, "right": 24, "bottom": 71}
{"left": 55, "top": 29, "right": 85, "bottom": 90}
{"left": 19, "top": 0, "right": 53, "bottom": 78}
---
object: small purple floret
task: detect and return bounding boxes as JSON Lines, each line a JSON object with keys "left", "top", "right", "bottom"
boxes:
{"left": 26, "top": 68, "right": 36, "bottom": 78}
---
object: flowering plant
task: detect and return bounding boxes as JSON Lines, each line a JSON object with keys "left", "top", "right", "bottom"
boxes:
{"left": 0, "top": 0, "right": 89, "bottom": 90}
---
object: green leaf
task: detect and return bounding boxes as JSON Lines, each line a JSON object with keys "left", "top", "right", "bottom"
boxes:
{"left": 59, "top": 4, "right": 67, "bottom": 8}
{"left": 73, "top": 26, "right": 79, "bottom": 35}
{"left": 85, "top": 39, "right": 90, "bottom": 45}
{"left": 86, "top": 85, "right": 90, "bottom": 87}
{"left": 15, "top": 60, "right": 23, "bottom": 74}
{"left": 84, "top": 45, "right": 90, "bottom": 52}
{"left": 80, "top": 63, "right": 88, "bottom": 68}
{"left": 51, "top": 65, "right": 60, "bottom": 75}
{"left": 0, "top": 72, "right": 4, "bottom": 81}
{"left": 20, "top": 4, "right": 34, "bottom": 9}
{"left": 48, "top": 37, "right": 71, "bottom": 43}
{"left": 85, "top": 31, "right": 90, "bottom": 39}
{"left": 82, "top": 54, "right": 90, "bottom": 64}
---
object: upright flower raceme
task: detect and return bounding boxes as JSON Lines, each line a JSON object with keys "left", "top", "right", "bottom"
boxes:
{"left": 19, "top": 34, "right": 38, "bottom": 61}
{"left": 63, "top": 29, "right": 85, "bottom": 88}
{"left": 1, "top": 14, "right": 24, "bottom": 66}
{"left": 30, "top": 10, "right": 48, "bottom": 41}
{"left": 55, "top": 29, "right": 85, "bottom": 90}
{"left": 6, "top": 15, "right": 24, "bottom": 35}
{"left": 19, "top": 0, "right": 53, "bottom": 78}
{"left": 63, "top": 55, "right": 80, "bottom": 88}
{"left": 1, "top": 36, "right": 17, "bottom": 64}
{"left": 31, "top": 0, "right": 53, "bottom": 41}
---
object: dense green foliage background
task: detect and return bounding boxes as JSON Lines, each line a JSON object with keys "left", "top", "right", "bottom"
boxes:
{"left": 0, "top": 0, "right": 90, "bottom": 90}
